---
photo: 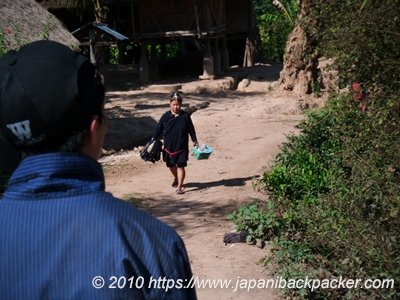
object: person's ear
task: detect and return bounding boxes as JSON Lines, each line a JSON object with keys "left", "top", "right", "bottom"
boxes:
{"left": 83, "top": 115, "right": 100, "bottom": 143}
{"left": 80, "top": 115, "right": 104, "bottom": 160}
{"left": 88, "top": 115, "right": 100, "bottom": 141}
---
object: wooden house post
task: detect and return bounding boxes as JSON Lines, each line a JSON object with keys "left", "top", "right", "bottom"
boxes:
{"left": 213, "top": 38, "right": 221, "bottom": 74}
{"left": 130, "top": 0, "right": 136, "bottom": 39}
{"left": 89, "top": 28, "right": 96, "bottom": 65}
{"left": 160, "top": 42, "right": 167, "bottom": 60}
{"left": 117, "top": 41, "right": 124, "bottom": 64}
{"left": 94, "top": 30, "right": 105, "bottom": 83}
{"left": 199, "top": 39, "right": 214, "bottom": 80}
{"left": 221, "top": 36, "right": 229, "bottom": 71}
{"left": 243, "top": 35, "right": 255, "bottom": 67}
{"left": 243, "top": 0, "right": 256, "bottom": 67}
{"left": 139, "top": 42, "right": 149, "bottom": 82}
{"left": 180, "top": 37, "right": 186, "bottom": 55}
{"left": 149, "top": 43, "right": 159, "bottom": 81}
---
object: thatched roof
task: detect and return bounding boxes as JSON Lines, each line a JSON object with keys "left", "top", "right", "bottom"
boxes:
{"left": 0, "top": 0, "right": 80, "bottom": 49}
{"left": 36, "top": 0, "right": 136, "bottom": 9}
{"left": 36, "top": 0, "right": 64, "bottom": 10}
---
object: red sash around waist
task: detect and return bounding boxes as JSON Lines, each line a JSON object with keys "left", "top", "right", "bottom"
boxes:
{"left": 164, "top": 148, "right": 183, "bottom": 158}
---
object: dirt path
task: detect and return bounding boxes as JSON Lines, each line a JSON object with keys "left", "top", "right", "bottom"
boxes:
{"left": 100, "top": 64, "right": 314, "bottom": 299}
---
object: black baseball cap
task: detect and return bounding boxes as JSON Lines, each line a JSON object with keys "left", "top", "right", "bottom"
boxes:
{"left": 0, "top": 40, "right": 105, "bottom": 171}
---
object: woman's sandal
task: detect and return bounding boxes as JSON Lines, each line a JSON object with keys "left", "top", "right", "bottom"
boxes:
{"left": 176, "top": 189, "right": 185, "bottom": 195}
{"left": 172, "top": 181, "right": 178, "bottom": 188}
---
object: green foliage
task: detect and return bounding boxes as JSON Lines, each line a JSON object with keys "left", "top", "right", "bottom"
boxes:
{"left": 227, "top": 200, "right": 285, "bottom": 244}
{"left": 310, "top": 0, "right": 400, "bottom": 96}
{"left": 260, "top": 102, "right": 344, "bottom": 203}
{"left": 0, "top": 28, "right": 10, "bottom": 57}
{"left": 39, "top": 15, "right": 53, "bottom": 41}
{"left": 254, "top": 0, "right": 298, "bottom": 21}
{"left": 164, "top": 43, "right": 180, "bottom": 58}
{"left": 311, "top": 80, "right": 321, "bottom": 98}
{"left": 257, "top": 14, "right": 291, "bottom": 62}
{"left": 109, "top": 46, "right": 119, "bottom": 64}
{"left": 253, "top": 0, "right": 276, "bottom": 16}
{"left": 0, "top": 22, "right": 29, "bottom": 57}
{"left": 56, "top": 0, "right": 109, "bottom": 23}
{"left": 278, "top": 89, "right": 400, "bottom": 298}
{"left": 147, "top": 43, "right": 181, "bottom": 60}
{"left": 227, "top": 2, "right": 400, "bottom": 298}
{"left": 255, "top": 0, "right": 298, "bottom": 61}
{"left": 229, "top": 89, "right": 400, "bottom": 298}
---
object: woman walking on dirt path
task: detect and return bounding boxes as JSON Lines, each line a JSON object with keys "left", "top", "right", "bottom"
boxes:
{"left": 152, "top": 92, "right": 198, "bottom": 195}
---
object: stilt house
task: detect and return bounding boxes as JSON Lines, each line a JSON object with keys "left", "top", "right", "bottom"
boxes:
{"left": 37, "top": 0, "right": 257, "bottom": 81}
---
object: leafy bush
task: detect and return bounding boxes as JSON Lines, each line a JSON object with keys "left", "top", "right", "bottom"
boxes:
{"left": 257, "top": 14, "right": 293, "bottom": 62}
{"left": 254, "top": 0, "right": 298, "bottom": 61}
{"left": 109, "top": 46, "right": 119, "bottom": 64}
{"left": 311, "top": 0, "right": 400, "bottom": 97}
{"left": 226, "top": 1, "right": 400, "bottom": 298}
{"left": 228, "top": 97, "right": 346, "bottom": 295}
{"left": 227, "top": 200, "right": 284, "bottom": 246}
{"left": 229, "top": 90, "right": 400, "bottom": 298}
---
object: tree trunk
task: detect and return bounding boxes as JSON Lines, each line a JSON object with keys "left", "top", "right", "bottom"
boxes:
{"left": 277, "top": 0, "right": 319, "bottom": 97}
{"left": 94, "top": 0, "right": 109, "bottom": 24}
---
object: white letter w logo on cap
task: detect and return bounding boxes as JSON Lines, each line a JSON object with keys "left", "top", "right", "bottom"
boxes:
{"left": 7, "top": 120, "right": 32, "bottom": 140}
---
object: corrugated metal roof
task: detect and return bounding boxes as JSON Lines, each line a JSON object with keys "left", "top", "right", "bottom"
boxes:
{"left": 72, "top": 22, "right": 129, "bottom": 41}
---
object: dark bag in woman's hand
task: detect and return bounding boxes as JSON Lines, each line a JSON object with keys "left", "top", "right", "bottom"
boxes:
{"left": 140, "top": 139, "right": 163, "bottom": 163}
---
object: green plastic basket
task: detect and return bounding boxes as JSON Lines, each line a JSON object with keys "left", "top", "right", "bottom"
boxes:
{"left": 193, "top": 145, "right": 213, "bottom": 160}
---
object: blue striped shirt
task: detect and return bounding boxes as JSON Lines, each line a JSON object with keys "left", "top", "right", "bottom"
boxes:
{"left": 0, "top": 153, "right": 196, "bottom": 299}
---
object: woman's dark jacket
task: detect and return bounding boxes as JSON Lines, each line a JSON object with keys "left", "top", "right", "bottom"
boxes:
{"left": 152, "top": 110, "right": 197, "bottom": 165}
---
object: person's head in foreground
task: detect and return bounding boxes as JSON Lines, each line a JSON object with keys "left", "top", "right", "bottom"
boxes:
{"left": 170, "top": 91, "right": 182, "bottom": 114}
{"left": 0, "top": 40, "right": 106, "bottom": 171}
{"left": 0, "top": 41, "right": 196, "bottom": 300}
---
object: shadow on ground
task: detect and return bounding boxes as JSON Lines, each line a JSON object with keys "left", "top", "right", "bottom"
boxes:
{"left": 123, "top": 182, "right": 266, "bottom": 236}
{"left": 184, "top": 175, "right": 260, "bottom": 192}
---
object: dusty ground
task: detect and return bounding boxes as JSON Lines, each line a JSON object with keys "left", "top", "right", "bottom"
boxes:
{"left": 100, "top": 62, "right": 324, "bottom": 299}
